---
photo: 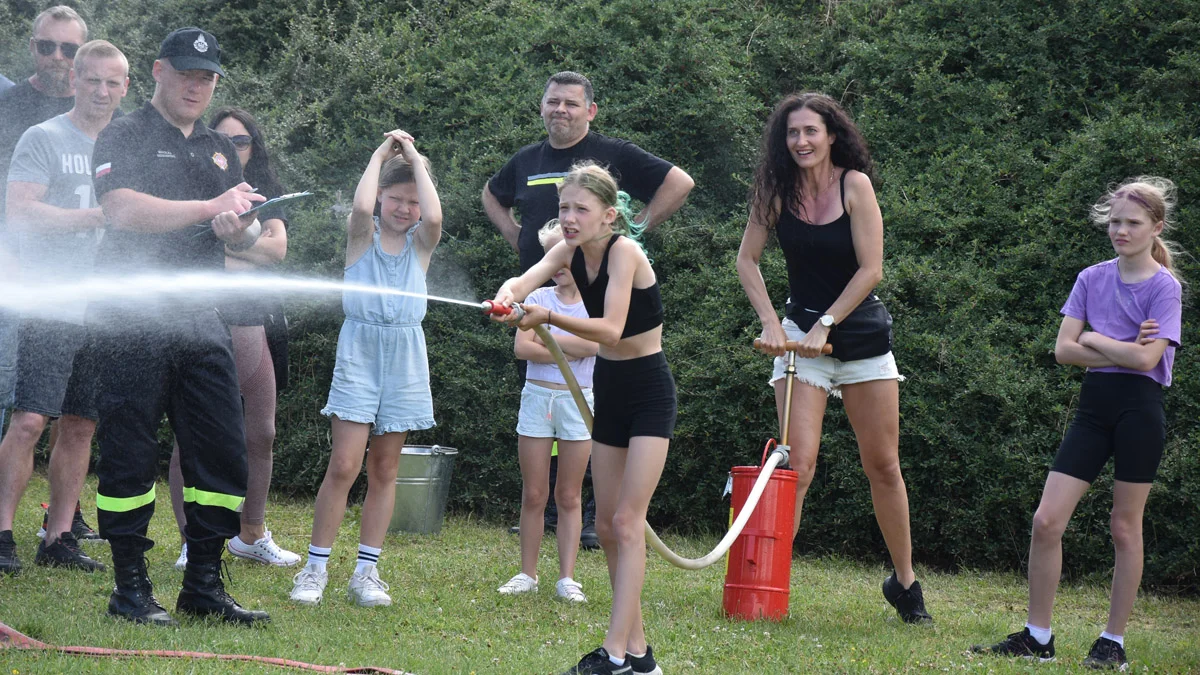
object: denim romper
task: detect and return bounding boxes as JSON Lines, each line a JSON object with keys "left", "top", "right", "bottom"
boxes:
{"left": 321, "top": 219, "right": 435, "bottom": 434}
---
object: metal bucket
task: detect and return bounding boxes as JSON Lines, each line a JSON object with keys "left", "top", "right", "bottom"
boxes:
{"left": 388, "top": 445, "right": 458, "bottom": 534}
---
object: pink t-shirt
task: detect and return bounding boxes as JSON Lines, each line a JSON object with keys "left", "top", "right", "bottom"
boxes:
{"left": 1060, "top": 258, "right": 1182, "bottom": 387}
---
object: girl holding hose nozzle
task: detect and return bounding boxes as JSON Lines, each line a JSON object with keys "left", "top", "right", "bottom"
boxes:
{"left": 736, "top": 92, "right": 932, "bottom": 624}
{"left": 491, "top": 161, "right": 672, "bottom": 675}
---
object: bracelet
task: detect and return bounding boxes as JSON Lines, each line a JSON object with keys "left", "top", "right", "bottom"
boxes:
{"left": 547, "top": 310, "right": 553, "bottom": 327}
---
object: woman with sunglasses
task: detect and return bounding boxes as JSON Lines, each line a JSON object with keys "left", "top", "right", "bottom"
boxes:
{"left": 168, "top": 106, "right": 300, "bottom": 568}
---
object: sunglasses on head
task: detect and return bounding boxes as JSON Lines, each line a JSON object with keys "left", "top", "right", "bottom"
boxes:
{"left": 222, "top": 134, "right": 253, "bottom": 149}
{"left": 33, "top": 39, "right": 79, "bottom": 59}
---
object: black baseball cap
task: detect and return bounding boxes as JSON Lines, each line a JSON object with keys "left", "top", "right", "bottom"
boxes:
{"left": 158, "top": 27, "right": 225, "bottom": 76}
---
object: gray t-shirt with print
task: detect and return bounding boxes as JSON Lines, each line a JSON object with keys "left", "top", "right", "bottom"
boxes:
{"left": 7, "top": 113, "right": 104, "bottom": 323}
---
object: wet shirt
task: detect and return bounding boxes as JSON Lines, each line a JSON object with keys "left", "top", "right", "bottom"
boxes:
{"left": 1061, "top": 258, "right": 1182, "bottom": 387}
{"left": 488, "top": 132, "right": 673, "bottom": 272}
{"left": 91, "top": 102, "right": 244, "bottom": 275}
{"left": 7, "top": 113, "right": 103, "bottom": 323}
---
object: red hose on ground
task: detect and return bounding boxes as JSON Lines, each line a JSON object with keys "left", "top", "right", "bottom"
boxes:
{"left": 0, "top": 620, "right": 411, "bottom": 674}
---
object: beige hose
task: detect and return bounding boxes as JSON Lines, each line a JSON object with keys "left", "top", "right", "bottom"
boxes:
{"left": 533, "top": 324, "right": 787, "bottom": 570}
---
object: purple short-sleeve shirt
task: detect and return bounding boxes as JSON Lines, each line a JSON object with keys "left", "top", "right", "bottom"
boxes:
{"left": 1060, "top": 258, "right": 1182, "bottom": 387}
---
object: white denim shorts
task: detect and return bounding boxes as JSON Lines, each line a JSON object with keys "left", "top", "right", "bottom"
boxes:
{"left": 516, "top": 382, "right": 594, "bottom": 441}
{"left": 769, "top": 318, "right": 904, "bottom": 398}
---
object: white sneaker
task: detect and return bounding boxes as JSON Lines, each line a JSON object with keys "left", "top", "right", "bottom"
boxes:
{"left": 348, "top": 564, "right": 392, "bottom": 607}
{"left": 555, "top": 577, "right": 587, "bottom": 603}
{"left": 174, "top": 543, "right": 188, "bottom": 571}
{"left": 290, "top": 565, "right": 329, "bottom": 605}
{"left": 227, "top": 531, "right": 302, "bottom": 566}
{"left": 497, "top": 572, "right": 538, "bottom": 595}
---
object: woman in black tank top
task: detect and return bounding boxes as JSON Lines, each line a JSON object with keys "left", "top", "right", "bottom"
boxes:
{"left": 491, "top": 162, "right": 676, "bottom": 673}
{"left": 736, "top": 93, "right": 933, "bottom": 624}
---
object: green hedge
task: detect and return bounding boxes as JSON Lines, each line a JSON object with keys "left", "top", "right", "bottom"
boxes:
{"left": 4, "top": 0, "right": 1198, "bottom": 590}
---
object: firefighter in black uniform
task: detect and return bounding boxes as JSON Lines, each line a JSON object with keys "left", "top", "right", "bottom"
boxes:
{"left": 91, "top": 27, "right": 269, "bottom": 626}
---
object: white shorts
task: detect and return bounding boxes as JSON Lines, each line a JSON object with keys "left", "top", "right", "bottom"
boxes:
{"left": 769, "top": 318, "right": 904, "bottom": 398}
{"left": 516, "top": 382, "right": 594, "bottom": 441}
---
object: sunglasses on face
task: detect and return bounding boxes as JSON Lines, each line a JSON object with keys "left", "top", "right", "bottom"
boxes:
{"left": 33, "top": 39, "right": 79, "bottom": 59}
{"left": 222, "top": 134, "right": 253, "bottom": 149}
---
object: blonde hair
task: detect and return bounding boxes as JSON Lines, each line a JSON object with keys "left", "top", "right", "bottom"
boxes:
{"left": 74, "top": 40, "right": 128, "bottom": 77}
{"left": 537, "top": 219, "right": 563, "bottom": 247}
{"left": 1091, "top": 176, "right": 1183, "bottom": 283}
{"left": 557, "top": 161, "right": 648, "bottom": 247}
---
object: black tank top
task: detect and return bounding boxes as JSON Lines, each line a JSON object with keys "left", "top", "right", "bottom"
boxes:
{"left": 570, "top": 234, "right": 664, "bottom": 339}
{"left": 777, "top": 171, "right": 872, "bottom": 326}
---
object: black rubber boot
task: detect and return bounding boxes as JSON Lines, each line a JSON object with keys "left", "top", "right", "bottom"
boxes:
{"left": 107, "top": 554, "right": 177, "bottom": 626}
{"left": 176, "top": 558, "right": 270, "bottom": 625}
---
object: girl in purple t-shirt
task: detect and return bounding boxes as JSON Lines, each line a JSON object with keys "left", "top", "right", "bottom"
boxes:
{"left": 973, "top": 177, "right": 1183, "bottom": 669}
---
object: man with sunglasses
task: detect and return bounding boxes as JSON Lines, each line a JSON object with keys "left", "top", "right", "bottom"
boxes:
{"left": 0, "top": 6, "right": 88, "bottom": 217}
{"left": 0, "top": 6, "right": 89, "bottom": 523}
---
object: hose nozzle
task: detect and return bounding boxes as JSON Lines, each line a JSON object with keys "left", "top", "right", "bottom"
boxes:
{"left": 482, "top": 300, "right": 525, "bottom": 319}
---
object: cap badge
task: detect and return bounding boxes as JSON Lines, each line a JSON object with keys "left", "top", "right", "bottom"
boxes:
{"left": 193, "top": 34, "right": 209, "bottom": 53}
{"left": 213, "top": 152, "right": 228, "bottom": 171}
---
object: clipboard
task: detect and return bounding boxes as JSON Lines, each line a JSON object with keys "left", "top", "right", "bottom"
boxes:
{"left": 242, "top": 191, "right": 314, "bottom": 216}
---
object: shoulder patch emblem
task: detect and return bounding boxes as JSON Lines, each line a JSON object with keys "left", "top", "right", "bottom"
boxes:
{"left": 212, "top": 152, "right": 228, "bottom": 171}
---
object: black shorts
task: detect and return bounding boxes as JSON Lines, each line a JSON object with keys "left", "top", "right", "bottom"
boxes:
{"left": 592, "top": 351, "right": 677, "bottom": 447}
{"left": 1051, "top": 372, "right": 1165, "bottom": 484}
{"left": 14, "top": 319, "right": 97, "bottom": 420}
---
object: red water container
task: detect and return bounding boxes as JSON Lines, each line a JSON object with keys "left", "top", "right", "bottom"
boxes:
{"left": 722, "top": 462, "right": 797, "bottom": 621}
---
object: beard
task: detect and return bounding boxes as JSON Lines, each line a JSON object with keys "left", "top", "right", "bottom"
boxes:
{"left": 38, "top": 65, "right": 72, "bottom": 94}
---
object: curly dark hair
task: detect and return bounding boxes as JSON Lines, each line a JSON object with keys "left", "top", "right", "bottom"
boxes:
{"left": 750, "top": 92, "right": 874, "bottom": 228}
{"left": 208, "top": 106, "right": 284, "bottom": 198}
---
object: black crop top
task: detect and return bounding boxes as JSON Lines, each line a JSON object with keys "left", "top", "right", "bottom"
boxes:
{"left": 777, "top": 171, "right": 872, "bottom": 326}
{"left": 570, "top": 234, "right": 664, "bottom": 339}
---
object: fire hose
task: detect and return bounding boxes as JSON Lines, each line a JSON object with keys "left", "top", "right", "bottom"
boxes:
{"left": 483, "top": 301, "right": 826, "bottom": 570}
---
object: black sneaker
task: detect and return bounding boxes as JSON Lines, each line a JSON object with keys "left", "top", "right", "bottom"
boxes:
{"left": 35, "top": 532, "right": 106, "bottom": 571}
{"left": 627, "top": 645, "right": 662, "bottom": 675}
{"left": 881, "top": 572, "right": 933, "bottom": 624}
{"left": 0, "top": 530, "right": 21, "bottom": 575}
{"left": 560, "top": 647, "right": 631, "bottom": 674}
{"left": 971, "top": 627, "right": 1056, "bottom": 661}
{"left": 72, "top": 504, "right": 105, "bottom": 542}
{"left": 37, "top": 503, "right": 105, "bottom": 543}
{"left": 1083, "top": 637, "right": 1128, "bottom": 670}
{"left": 579, "top": 523, "right": 600, "bottom": 550}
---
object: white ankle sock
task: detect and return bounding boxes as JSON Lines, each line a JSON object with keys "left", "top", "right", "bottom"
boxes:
{"left": 1025, "top": 623, "right": 1052, "bottom": 645}
{"left": 627, "top": 651, "right": 645, "bottom": 659}
{"left": 355, "top": 543, "right": 381, "bottom": 575}
{"left": 306, "top": 545, "right": 331, "bottom": 571}
{"left": 608, "top": 653, "right": 625, "bottom": 667}
{"left": 1100, "top": 631, "right": 1124, "bottom": 647}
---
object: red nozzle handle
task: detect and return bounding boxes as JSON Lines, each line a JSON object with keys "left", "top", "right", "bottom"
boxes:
{"left": 482, "top": 300, "right": 513, "bottom": 316}
{"left": 753, "top": 338, "right": 832, "bottom": 354}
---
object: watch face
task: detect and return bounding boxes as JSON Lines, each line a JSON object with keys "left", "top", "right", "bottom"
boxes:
{"left": 820, "top": 315, "right": 835, "bottom": 327}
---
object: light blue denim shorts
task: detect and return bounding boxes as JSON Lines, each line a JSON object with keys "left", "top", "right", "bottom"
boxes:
{"left": 321, "top": 319, "right": 435, "bottom": 435}
{"left": 769, "top": 318, "right": 904, "bottom": 398}
{"left": 516, "top": 382, "right": 594, "bottom": 441}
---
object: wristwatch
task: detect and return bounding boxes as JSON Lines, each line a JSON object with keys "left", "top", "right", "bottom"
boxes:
{"left": 818, "top": 314, "right": 836, "bottom": 328}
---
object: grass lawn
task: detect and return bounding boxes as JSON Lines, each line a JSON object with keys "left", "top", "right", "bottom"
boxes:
{"left": 1, "top": 473, "right": 1197, "bottom": 674}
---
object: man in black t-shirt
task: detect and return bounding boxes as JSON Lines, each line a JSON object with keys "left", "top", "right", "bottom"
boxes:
{"left": 0, "top": 9, "right": 89, "bottom": 519}
{"left": 0, "top": 6, "right": 89, "bottom": 223}
{"left": 482, "top": 72, "right": 694, "bottom": 546}
{"left": 90, "top": 27, "right": 269, "bottom": 628}
{"left": 483, "top": 71, "right": 695, "bottom": 272}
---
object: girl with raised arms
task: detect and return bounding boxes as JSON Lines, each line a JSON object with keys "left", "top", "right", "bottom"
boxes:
{"left": 491, "top": 161, "right": 671, "bottom": 675}
{"left": 289, "top": 129, "right": 441, "bottom": 608}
